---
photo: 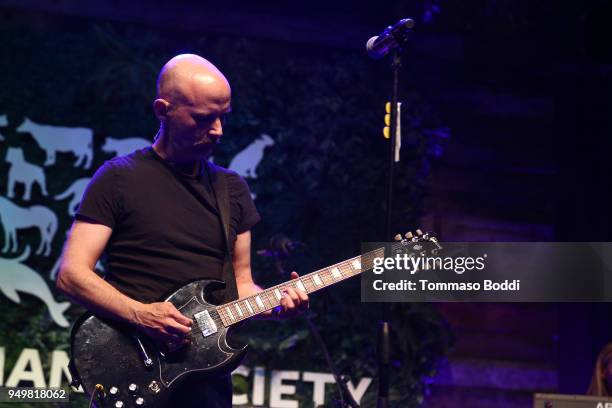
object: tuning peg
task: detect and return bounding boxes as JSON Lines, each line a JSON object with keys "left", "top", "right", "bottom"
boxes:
{"left": 394, "top": 234, "right": 402, "bottom": 241}
{"left": 416, "top": 229, "right": 423, "bottom": 235}
{"left": 405, "top": 231, "right": 413, "bottom": 239}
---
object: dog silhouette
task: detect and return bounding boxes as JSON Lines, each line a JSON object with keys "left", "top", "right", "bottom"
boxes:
{"left": 0, "top": 246, "right": 70, "bottom": 327}
{"left": 5, "top": 147, "right": 48, "bottom": 201}
{"left": 17, "top": 117, "right": 93, "bottom": 169}
{"left": 228, "top": 134, "right": 275, "bottom": 179}
{"left": 102, "top": 137, "right": 150, "bottom": 157}
{"left": 0, "top": 196, "right": 58, "bottom": 256}
{"left": 54, "top": 178, "right": 91, "bottom": 216}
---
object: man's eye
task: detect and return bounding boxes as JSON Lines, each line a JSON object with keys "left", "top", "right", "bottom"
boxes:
{"left": 196, "top": 115, "right": 214, "bottom": 123}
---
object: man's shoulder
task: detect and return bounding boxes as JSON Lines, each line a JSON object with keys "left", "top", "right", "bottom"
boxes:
{"left": 102, "top": 147, "right": 154, "bottom": 173}
{"left": 207, "top": 161, "right": 242, "bottom": 181}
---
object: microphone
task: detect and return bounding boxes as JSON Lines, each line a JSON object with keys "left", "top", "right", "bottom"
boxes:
{"left": 366, "top": 18, "right": 415, "bottom": 59}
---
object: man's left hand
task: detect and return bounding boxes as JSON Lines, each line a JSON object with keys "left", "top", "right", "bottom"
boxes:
{"left": 274, "top": 271, "right": 309, "bottom": 319}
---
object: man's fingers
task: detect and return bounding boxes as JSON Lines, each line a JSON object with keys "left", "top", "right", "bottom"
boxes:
{"left": 284, "top": 288, "right": 301, "bottom": 309}
{"left": 166, "top": 302, "right": 193, "bottom": 326}
{"left": 281, "top": 292, "right": 296, "bottom": 311}
{"left": 166, "top": 320, "right": 191, "bottom": 335}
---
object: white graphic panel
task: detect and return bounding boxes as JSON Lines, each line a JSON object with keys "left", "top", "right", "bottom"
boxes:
{"left": 54, "top": 178, "right": 91, "bottom": 216}
{"left": 102, "top": 137, "right": 150, "bottom": 157}
{"left": 17, "top": 117, "right": 93, "bottom": 169}
{"left": 0, "top": 246, "right": 70, "bottom": 327}
{"left": 229, "top": 134, "right": 275, "bottom": 179}
{"left": 0, "top": 196, "right": 57, "bottom": 256}
{"left": 6, "top": 147, "right": 48, "bottom": 201}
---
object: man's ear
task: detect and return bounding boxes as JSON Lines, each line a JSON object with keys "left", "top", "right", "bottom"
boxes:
{"left": 153, "top": 99, "right": 170, "bottom": 121}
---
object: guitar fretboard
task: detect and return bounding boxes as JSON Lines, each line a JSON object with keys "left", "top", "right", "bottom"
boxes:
{"left": 215, "top": 247, "right": 384, "bottom": 326}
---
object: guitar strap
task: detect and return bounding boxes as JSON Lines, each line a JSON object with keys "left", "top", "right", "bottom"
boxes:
{"left": 204, "top": 161, "right": 239, "bottom": 304}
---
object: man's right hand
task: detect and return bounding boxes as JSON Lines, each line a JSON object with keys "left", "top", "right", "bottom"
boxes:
{"left": 131, "top": 302, "right": 193, "bottom": 344}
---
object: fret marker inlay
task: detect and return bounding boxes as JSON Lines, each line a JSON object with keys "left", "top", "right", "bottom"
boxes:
{"left": 313, "top": 274, "right": 322, "bottom": 286}
{"left": 331, "top": 267, "right": 341, "bottom": 279}
{"left": 352, "top": 259, "right": 361, "bottom": 270}
{"left": 245, "top": 299, "right": 254, "bottom": 314}
{"left": 235, "top": 303, "right": 243, "bottom": 317}
{"left": 296, "top": 280, "right": 306, "bottom": 292}
{"left": 227, "top": 307, "right": 234, "bottom": 321}
{"left": 255, "top": 296, "right": 265, "bottom": 309}
{"left": 274, "top": 289, "right": 282, "bottom": 301}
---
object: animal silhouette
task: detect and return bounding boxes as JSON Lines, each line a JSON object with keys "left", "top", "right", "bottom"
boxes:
{"left": 0, "top": 196, "right": 57, "bottom": 256}
{"left": 5, "top": 147, "right": 48, "bottom": 201}
{"left": 54, "top": 178, "right": 91, "bottom": 216}
{"left": 17, "top": 117, "right": 93, "bottom": 169}
{"left": 228, "top": 134, "right": 275, "bottom": 179}
{"left": 102, "top": 136, "right": 150, "bottom": 157}
{"left": 0, "top": 246, "right": 70, "bottom": 327}
{"left": 0, "top": 115, "right": 5, "bottom": 141}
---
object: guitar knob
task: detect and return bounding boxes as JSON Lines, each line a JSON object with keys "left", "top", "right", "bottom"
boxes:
{"left": 148, "top": 380, "right": 161, "bottom": 394}
{"left": 135, "top": 397, "right": 145, "bottom": 406}
{"left": 114, "top": 401, "right": 124, "bottom": 408}
{"left": 109, "top": 386, "right": 119, "bottom": 396}
{"left": 128, "top": 383, "right": 138, "bottom": 393}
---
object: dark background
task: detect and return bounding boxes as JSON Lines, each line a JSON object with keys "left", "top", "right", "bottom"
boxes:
{"left": 1, "top": 0, "right": 612, "bottom": 406}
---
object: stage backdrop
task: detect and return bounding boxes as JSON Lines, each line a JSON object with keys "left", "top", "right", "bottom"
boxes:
{"left": 0, "top": 8, "right": 451, "bottom": 408}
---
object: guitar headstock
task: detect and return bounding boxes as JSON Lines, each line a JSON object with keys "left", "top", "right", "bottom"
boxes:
{"left": 392, "top": 228, "right": 443, "bottom": 256}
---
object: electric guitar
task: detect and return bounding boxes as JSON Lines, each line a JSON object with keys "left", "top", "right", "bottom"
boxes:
{"left": 70, "top": 230, "right": 440, "bottom": 407}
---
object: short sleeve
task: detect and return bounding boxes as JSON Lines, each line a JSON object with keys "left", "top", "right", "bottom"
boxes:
{"left": 75, "top": 161, "right": 122, "bottom": 228}
{"left": 227, "top": 172, "right": 261, "bottom": 234}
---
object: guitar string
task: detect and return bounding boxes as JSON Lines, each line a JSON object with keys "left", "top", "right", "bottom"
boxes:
{"left": 180, "top": 246, "right": 398, "bottom": 339}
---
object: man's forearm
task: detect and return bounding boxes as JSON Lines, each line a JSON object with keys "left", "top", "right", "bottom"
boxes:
{"left": 56, "top": 265, "right": 143, "bottom": 324}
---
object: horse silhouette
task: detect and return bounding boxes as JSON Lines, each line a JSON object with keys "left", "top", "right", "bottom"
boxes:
{"left": 0, "top": 196, "right": 57, "bottom": 256}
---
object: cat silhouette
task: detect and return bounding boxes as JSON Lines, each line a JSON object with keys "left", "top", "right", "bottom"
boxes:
{"left": 54, "top": 178, "right": 91, "bottom": 216}
{"left": 228, "top": 134, "right": 275, "bottom": 179}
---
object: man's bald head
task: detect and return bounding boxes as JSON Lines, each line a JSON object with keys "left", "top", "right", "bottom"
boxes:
{"left": 152, "top": 54, "right": 232, "bottom": 163}
{"left": 156, "top": 54, "right": 230, "bottom": 105}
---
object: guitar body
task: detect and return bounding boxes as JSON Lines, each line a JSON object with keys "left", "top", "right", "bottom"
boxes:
{"left": 70, "top": 279, "right": 247, "bottom": 408}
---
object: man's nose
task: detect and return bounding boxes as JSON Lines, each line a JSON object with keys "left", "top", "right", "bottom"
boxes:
{"left": 209, "top": 118, "right": 223, "bottom": 136}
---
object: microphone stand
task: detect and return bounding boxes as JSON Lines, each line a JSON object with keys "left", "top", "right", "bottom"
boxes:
{"left": 258, "top": 237, "right": 359, "bottom": 408}
{"left": 379, "top": 47, "right": 403, "bottom": 408}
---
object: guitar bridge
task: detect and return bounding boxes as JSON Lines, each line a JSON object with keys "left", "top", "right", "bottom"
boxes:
{"left": 194, "top": 310, "right": 218, "bottom": 337}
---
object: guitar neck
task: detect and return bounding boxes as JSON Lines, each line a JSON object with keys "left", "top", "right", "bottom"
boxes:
{"left": 215, "top": 247, "right": 385, "bottom": 327}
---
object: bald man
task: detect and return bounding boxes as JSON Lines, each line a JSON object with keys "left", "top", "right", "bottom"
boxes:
{"left": 56, "top": 54, "right": 308, "bottom": 407}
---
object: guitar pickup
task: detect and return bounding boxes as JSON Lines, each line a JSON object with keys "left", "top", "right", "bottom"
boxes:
{"left": 194, "top": 310, "right": 218, "bottom": 337}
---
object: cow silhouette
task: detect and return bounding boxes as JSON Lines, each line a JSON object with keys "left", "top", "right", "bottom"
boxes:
{"left": 6, "top": 147, "right": 48, "bottom": 201}
{"left": 228, "top": 134, "right": 275, "bottom": 179}
{"left": 0, "top": 196, "right": 57, "bottom": 256}
{"left": 17, "top": 117, "right": 93, "bottom": 169}
{"left": 0, "top": 246, "right": 70, "bottom": 327}
{"left": 102, "top": 137, "right": 150, "bottom": 157}
{"left": 54, "top": 178, "right": 91, "bottom": 216}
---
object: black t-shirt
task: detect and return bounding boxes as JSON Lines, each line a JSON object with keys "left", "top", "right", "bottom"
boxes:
{"left": 76, "top": 147, "right": 260, "bottom": 303}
